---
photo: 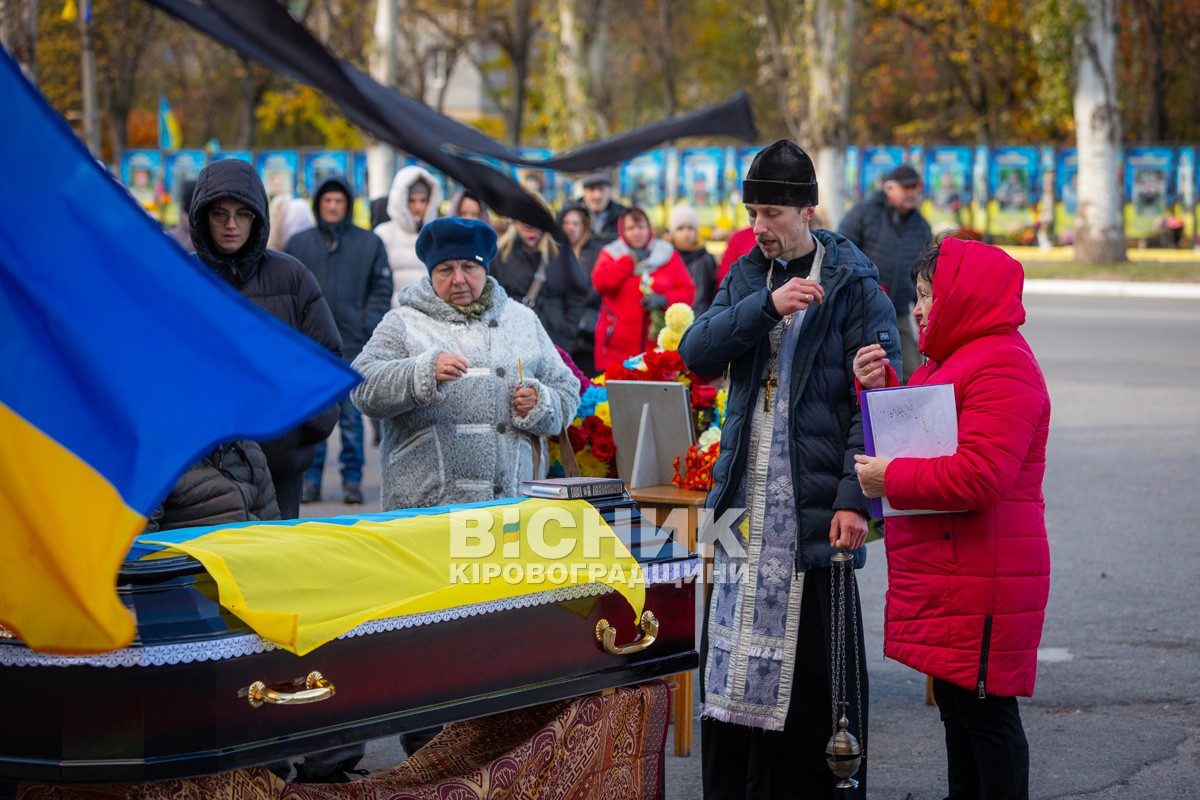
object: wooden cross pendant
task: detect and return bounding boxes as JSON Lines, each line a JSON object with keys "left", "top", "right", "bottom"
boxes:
{"left": 761, "top": 371, "right": 778, "bottom": 412}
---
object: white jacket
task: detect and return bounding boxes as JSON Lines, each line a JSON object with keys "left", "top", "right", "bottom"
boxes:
{"left": 373, "top": 165, "right": 444, "bottom": 304}
{"left": 351, "top": 278, "right": 581, "bottom": 511}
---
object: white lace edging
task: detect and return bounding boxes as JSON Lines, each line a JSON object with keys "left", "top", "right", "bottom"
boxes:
{"left": 0, "top": 559, "right": 699, "bottom": 669}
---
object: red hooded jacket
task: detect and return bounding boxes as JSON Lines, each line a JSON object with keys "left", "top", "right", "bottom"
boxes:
{"left": 591, "top": 214, "right": 694, "bottom": 370}
{"left": 882, "top": 237, "right": 1051, "bottom": 698}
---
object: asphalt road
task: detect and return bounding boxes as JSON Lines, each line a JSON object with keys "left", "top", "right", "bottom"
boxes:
{"left": 309, "top": 292, "right": 1200, "bottom": 799}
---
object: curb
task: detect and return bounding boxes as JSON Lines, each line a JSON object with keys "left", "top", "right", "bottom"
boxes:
{"left": 1024, "top": 280, "right": 1200, "bottom": 299}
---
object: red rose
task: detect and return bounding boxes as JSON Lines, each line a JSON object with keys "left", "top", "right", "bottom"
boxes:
{"left": 591, "top": 438, "right": 616, "bottom": 463}
{"left": 691, "top": 383, "right": 718, "bottom": 408}
{"left": 567, "top": 425, "right": 586, "bottom": 452}
{"left": 582, "top": 415, "right": 606, "bottom": 438}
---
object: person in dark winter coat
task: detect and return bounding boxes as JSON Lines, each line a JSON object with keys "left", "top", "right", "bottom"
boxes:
{"left": 575, "top": 172, "right": 626, "bottom": 245}
{"left": 189, "top": 159, "right": 343, "bottom": 519}
{"left": 558, "top": 203, "right": 604, "bottom": 375}
{"left": 838, "top": 164, "right": 932, "bottom": 382}
{"left": 285, "top": 175, "right": 392, "bottom": 506}
{"left": 678, "top": 140, "right": 900, "bottom": 800}
{"left": 143, "top": 440, "right": 279, "bottom": 533}
{"left": 490, "top": 199, "right": 589, "bottom": 353}
{"left": 667, "top": 203, "right": 718, "bottom": 315}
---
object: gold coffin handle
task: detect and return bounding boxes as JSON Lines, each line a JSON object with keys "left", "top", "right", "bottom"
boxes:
{"left": 596, "top": 610, "right": 659, "bottom": 655}
{"left": 245, "top": 671, "right": 335, "bottom": 708}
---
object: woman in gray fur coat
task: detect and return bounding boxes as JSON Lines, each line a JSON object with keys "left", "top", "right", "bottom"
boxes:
{"left": 351, "top": 217, "right": 581, "bottom": 511}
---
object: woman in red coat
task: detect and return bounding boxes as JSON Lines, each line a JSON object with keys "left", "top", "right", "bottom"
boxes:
{"left": 591, "top": 207, "right": 695, "bottom": 370}
{"left": 853, "top": 236, "right": 1050, "bottom": 800}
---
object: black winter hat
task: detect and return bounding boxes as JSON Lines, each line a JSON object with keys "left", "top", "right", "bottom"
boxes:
{"left": 742, "top": 139, "right": 818, "bottom": 208}
{"left": 416, "top": 217, "right": 498, "bottom": 272}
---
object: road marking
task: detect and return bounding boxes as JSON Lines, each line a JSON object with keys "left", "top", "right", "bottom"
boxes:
{"left": 1037, "top": 647, "right": 1074, "bottom": 663}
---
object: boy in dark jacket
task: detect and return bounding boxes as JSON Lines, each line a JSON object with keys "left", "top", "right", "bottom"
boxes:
{"left": 189, "top": 160, "right": 343, "bottom": 518}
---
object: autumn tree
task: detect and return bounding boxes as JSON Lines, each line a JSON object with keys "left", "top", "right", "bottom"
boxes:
{"left": 0, "top": 0, "right": 39, "bottom": 79}
{"left": 1073, "top": 0, "right": 1127, "bottom": 262}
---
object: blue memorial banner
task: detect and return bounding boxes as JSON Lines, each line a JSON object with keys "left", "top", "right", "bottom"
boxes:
{"left": 162, "top": 150, "right": 207, "bottom": 226}
{"left": 515, "top": 148, "right": 556, "bottom": 202}
{"left": 120, "top": 149, "right": 163, "bottom": 217}
{"left": 257, "top": 150, "right": 300, "bottom": 199}
{"left": 679, "top": 146, "right": 725, "bottom": 228}
{"left": 987, "top": 146, "right": 1039, "bottom": 240}
{"left": 211, "top": 149, "right": 253, "bottom": 164}
{"left": 620, "top": 150, "right": 666, "bottom": 226}
{"left": 843, "top": 146, "right": 861, "bottom": 207}
{"left": 303, "top": 150, "right": 350, "bottom": 197}
{"left": 1177, "top": 147, "right": 1196, "bottom": 242}
{"left": 731, "top": 146, "right": 763, "bottom": 226}
{"left": 1053, "top": 149, "right": 1078, "bottom": 244}
{"left": 860, "top": 146, "right": 905, "bottom": 196}
{"left": 1125, "top": 147, "right": 1175, "bottom": 240}
{"left": 923, "top": 147, "right": 973, "bottom": 234}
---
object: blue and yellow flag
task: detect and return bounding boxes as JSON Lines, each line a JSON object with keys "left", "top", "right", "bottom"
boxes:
{"left": 158, "top": 94, "right": 182, "bottom": 150}
{"left": 0, "top": 48, "right": 360, "bottom": 655}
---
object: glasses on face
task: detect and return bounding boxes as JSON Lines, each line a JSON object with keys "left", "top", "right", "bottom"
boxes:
{"left": 209, "top": 208, "right": 256, "bottom": 227}
{"left": 432, "top": 262, "right": 486, "bottom": 279}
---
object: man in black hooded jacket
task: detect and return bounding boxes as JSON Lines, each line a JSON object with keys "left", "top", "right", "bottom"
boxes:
{"left": 285, "top": 175, "right": 392, "bottom": 505}
{"left": 189, "top": 159, "right": 342, "bottom": 518}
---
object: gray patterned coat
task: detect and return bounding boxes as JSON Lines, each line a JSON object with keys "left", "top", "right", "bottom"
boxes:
{"left": 351, "top": 277, "right": 581, "bottom": 510}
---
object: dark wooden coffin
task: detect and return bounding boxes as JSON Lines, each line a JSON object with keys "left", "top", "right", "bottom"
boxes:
{"left": 0, "top": 494, "right": 698, "bottom": 784}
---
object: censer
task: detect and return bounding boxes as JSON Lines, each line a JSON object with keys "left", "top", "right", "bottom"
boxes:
{"left": 826, "top": 550, "right": 864, "bottom": 790}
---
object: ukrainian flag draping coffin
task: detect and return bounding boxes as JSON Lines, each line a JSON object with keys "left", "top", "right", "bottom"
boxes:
{"left": 0, "top": 493, "right": 699, "bottom": 784}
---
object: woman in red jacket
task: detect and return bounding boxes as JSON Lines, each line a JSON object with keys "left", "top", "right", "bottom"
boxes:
{"left": 853, "top": 236, "right": 1050, "bottom": 800}
{"left": 591, "top": 207, "right": 694, "bottom": 370}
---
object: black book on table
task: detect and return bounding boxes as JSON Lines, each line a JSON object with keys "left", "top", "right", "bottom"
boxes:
{"left": 520, "top": 477, "right": 627, "bottom": 500}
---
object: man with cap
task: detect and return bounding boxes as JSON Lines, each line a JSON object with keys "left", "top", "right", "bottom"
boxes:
{"left": 838, "top": 164, "right": 932, "bottom": 382}
{"left": 678, "top": 140, "right": 900, "bottom": 800}
{"left": 576, "top": 172, "right": 626, "bottom": 245}
{"left": 351, "top": 217, "right": 580, "bottom": 512}
{"left": 285, "top": 175, "right": 392, "bottom": 506}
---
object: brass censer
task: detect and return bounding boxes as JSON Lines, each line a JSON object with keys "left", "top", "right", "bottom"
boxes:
{"left": 825, "top": 550, "right": 863, "bottom": 790}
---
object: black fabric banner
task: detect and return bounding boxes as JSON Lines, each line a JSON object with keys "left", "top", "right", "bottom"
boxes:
{"left": 143, "top": 0, "right": 757, "bottom": 232}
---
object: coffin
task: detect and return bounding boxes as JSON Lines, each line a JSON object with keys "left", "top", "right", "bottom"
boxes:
{"left": 0, "top": 493, "right": 698, "bottom": 784}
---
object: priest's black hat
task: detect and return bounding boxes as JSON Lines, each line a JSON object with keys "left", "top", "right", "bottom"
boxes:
{"left": 741, "top": 140, "right": 818, "bottom": 208}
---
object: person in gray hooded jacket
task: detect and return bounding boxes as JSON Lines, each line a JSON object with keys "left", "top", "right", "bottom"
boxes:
{"left": 352, "top": 217, "right": 581, "bottom": 511}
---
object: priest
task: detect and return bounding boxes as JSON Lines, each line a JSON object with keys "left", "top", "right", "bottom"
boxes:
{"left": 678, "top": 140, "right": 900, "bottom": 799}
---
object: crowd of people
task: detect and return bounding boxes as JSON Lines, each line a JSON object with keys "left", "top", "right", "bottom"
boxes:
{"left": 152, "top": 142, "right": 1049, "bottom": 798}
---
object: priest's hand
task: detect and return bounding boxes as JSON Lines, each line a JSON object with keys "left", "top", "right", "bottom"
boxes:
{"left": 435, "top": 352, "right": 470, "bottom": 384}
{"left": 771, "top": 277, "right": 824, "bottom": 316}
{"left": 853, "top": 344, "right": 891, "bottom": 390}
{"left": 829, "top": 509, "right": 869, "bottom": 551}
{"left": 854, "top": 454, "right": 888, "bottom": 499}
{"left": 513, "top": 385, "right": 539, "bottom": 416}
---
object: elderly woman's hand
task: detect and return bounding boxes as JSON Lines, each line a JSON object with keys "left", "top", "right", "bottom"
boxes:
{"left": 435, "top": 352, "right": 470, "bottom": 384}
{"left": 853, "top": 344, "right": 891, "bottom": 390}
{"left": 853, "top": 454, "right": 889, "bottom": 499}
{"left": 513, "top": 385, "right": 539, "bottom": 417}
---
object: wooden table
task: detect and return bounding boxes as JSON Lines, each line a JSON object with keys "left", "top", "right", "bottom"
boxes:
{"left": 627, "top": 484, "right": 709, "bottom": 758}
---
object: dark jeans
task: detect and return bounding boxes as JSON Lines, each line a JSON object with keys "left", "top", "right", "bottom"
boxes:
{"left": 305, "top": 395, "right": 364, "bottom": 487}
{"left": 932, "top": 678, "right": 1029, "bottom": 800}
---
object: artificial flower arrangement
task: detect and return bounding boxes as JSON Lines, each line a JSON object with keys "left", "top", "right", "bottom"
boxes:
{"left": 547, "top": 303, "right": 728, "bottom": 490}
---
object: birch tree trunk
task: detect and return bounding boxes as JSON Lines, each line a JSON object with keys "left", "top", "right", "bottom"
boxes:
{"left": 367, "top": 0, "right": 398, "bottom": 203}
{"left": 804, "top": 0, "right": 854, "bottom": 229}
{"left": 1073, "top": 0, "right": 1126, "bottom": 263}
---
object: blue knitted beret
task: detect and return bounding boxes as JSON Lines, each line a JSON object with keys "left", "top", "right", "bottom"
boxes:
{"left": 415, "top": 217, "right": 498, "bottom": 272}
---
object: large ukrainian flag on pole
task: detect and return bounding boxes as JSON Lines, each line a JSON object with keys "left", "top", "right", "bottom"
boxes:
{"left": 0, "top": 47, "right": 360, "bottom": 654}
